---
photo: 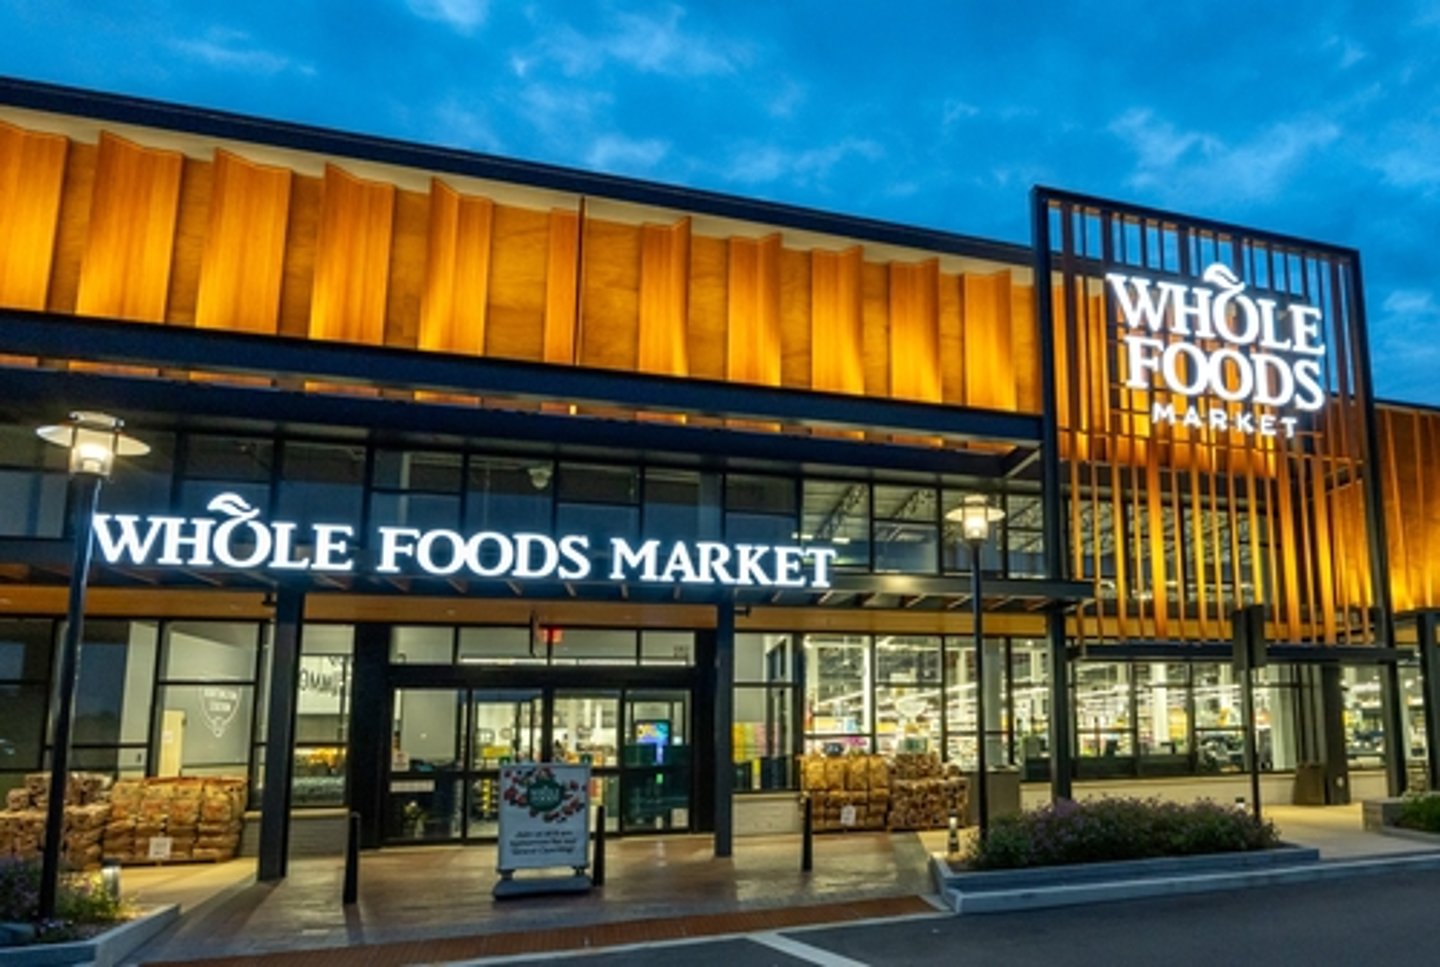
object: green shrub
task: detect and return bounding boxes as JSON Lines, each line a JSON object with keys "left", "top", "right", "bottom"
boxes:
{"left": 1394, "top": 793, "right": 1440, "bottom": 833}
{"left": 0, "top": 860, "right": 130, "bottom": 942}
{"left": 965, "top": 797, "right": 1281, "bottom": 871}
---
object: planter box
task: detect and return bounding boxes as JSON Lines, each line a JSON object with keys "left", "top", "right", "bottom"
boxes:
{"left": 0, "top": 905, "right": 178, "bottom": 967}
{"left": 932, "top": 845, "right": 1321, "bottom": 914}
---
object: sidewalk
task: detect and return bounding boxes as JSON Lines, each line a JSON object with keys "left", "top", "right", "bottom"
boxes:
{"left": 127, "top": 830, "right": 938, "bottom": 964}
{"left": 124, "top": 803, "right": 1435, "bottom": 965}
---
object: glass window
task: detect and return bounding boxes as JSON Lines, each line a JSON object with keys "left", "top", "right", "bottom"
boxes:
{"left": 1342, "top": 665, "right": 1385, "bottom": 770}
{"left": 1012, "top": 639, "right": 1049, "bottom": 775}
{"left": 640, "top": 631, "right": 695, "bottom": 666}
{"left": 154, "top": 683, "right": 256, "bottom": 776}
{"left": 183, "top": 435, "right": 274, "bottom": 482}
{"left": 803, "top": 634, "right": 870, "bottom": 753}
{"left": 734, "top": 686, "right": 794, "bottom": 791}
{"left": 0, "top": 619, "right": 53, "bottom": 681}
{"left": 75, "top": 620, "right": 157, "bottom": 746}
{"left": 1193, "top": 663, "right": 1244, "bottom": 773}
{"left": 293, "top": 625, "right": 353, "bottom": 807}
{"left": 802, "top": 480, "right": 869, "bottom": 567}
{"left": 736, "top": 634, "right": 792, "bottom": 683}
{"left": 875, "top": 636, "right": 941, "bottom": 756}
{"left": 163, "top": 622, "right": 259, "bottom": 681}
{"left": 1074, "top": 662, "right": 1133, "bottom": 758}
{"left": 643, "top": 469, "right": 703, "bottom": 543}
{"left": 391, "top": 626, "right": 453, "bottom": 664}
{"left": 456, "top": 627, "right": 543, "bottom": 665}
{"left": 1136, "top": 662, "right": 1190, "bottom": 758}
{"left": 0, "top": 424, "right": 67, "bottom": 471}
{"left": 465, "top": 457, "right": 552, "bottom": 532}
{"left": 725, "top": 475, "right": 797, "bottom": 546}
{"left": 557, "top": 464, "right": 637, "bottom": 505}
{"left": 944, "top": 637, "right": 1008, "bottom": 768}
{"left": 547, "top": 629, "right": 637, "bottom": 666}
{"left": 0, "top": 683, "right": 48, "bottom": 769}
{"left": 0, "top": 469, "right": 67, "bottom": 537}
{"left": 873, "top": 486, "right": 939, "bottom": 574}
{"left": 97, "top": 430, "right": 175, "bottom": 518}
{"left": 374, "top": 450, "right": 462, "bottom": 493}
{"left": 370, "top": 492, "right": 461, "bottom": 531}
{"left": 276, "top": 442, "right": 365, "bottom": 527}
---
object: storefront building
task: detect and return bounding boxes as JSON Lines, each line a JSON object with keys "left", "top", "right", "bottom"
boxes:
{"left": 2, "top": 78, "right": 1439, "bottom": 872}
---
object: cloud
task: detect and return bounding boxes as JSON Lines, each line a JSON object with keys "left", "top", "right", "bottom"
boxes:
{"left": 515, "top": 83, "right": 612, "bottom": 139}
{"left": 169, "top": 28, "right": 306, "bottom": 76}
{"left": 1322, "top": 35, "right": 1366, "bottom": 69}
{"left": 584, "top": 134, "right": 669, "bottom": 173}
{"left": 723, "top": 138, "right": 885, "bottom": 187}
{"left": 432, "top": 99, "right": 503, "bottom": 153}
{"left": 518, "top": 4, "right": 746, "bottom": 78}
{"left": 1373, "top": 121, "right": 1440, "bottom": 194}
{"left": 1108, "top": 108, "right": 1340, "bottom": 208}
{"left": 942, "top": 99, "right": 979, "bottom": 126}
{"left": 1375, "top": 288, "right": 1440, "bottom": 400}
{"left": 406, "top": 0, "right": 487, "bottom": 34}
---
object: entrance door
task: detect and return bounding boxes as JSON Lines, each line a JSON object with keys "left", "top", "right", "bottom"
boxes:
{"left": 468, "top": 690, "right": 543, "bottom": 838}
{"left": 385, "top": 685, "right": 692, "bottom": 842}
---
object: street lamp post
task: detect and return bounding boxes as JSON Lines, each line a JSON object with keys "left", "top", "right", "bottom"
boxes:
{"left": 35, "top": 412, "right": 147, "bottom": 922}
{"left": 947, "top": 494, "right": 1005, "bottom": 839}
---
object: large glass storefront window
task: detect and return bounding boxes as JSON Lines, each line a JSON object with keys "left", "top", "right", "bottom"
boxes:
{"left": 1075, "top": 663, "right": 1133, "bottom": 777}
{"left": 156, "top": 622, "right": 261, "bottom": 779}
{"left": 1012, "top": 639, "right": 1049, "bottom": 780}
{"left": 0, "top": 620, "right": 55, "bottom": 797}
{"left": 293, "top": 625, "right": 353, "bottom": 807}
{"left": 1342, "top": 665, "right": 1386, "bottom": 770}
{"left": 1193, "top": 663, "right": 1244, "bottom": 773}
{"left": 734, "top": 634, "right": 795, "bottom": 791}
{"left": 71, "top": 621, "right": 157, "bottom": 777}
{"left": 0, "top": 425, "right": 68, "bottom": 538}
{"left": 875, "top": 636, "right": 942, "bottom": 755}
{"left": 803, "top": 635, "right": 870, "bottom": 753}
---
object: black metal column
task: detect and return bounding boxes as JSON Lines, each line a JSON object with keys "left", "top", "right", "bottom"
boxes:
{"left": 346, "top": 622, "right": 390, "bottom": 849}
{"left": 1031, "top": 188, "right": 1074, "bottom": 802}
{"left": 258, "top": 586, "right": 305, "bottom": 881}
{"left": 1320, "top": 664, "right": 1351, "bottom": 805}
{"left": 1420, "top": 612, "right": 1440, "bottom": 791}
{"left": 38, "top": 474, "right": 102, "bottom": 921}
{"left": 1380, "top": 657, "right": 1408, "bottom": 797}
{"left": 713, "top": 595, "right": 735, "bottom": 858}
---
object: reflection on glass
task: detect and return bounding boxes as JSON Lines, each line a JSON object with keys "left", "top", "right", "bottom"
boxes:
{"left": 804, "top": 635, "right": 870, "bottom": 753}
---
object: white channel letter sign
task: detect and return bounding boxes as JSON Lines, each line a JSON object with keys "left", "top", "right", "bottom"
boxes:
{"left": 92, "top": 492, "right": 839, "bottom": 588}
{"left": 1105, "top": 263, "right": 1327, "bottom": 439}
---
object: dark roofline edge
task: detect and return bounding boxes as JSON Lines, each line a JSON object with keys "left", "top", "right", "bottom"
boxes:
{"left": 0, "top": 74, "right": 1032, "bottom": 268}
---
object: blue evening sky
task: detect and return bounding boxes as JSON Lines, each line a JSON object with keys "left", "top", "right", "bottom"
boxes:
{"left": 3, "top": 1, "right": 1438, "bottom": 403}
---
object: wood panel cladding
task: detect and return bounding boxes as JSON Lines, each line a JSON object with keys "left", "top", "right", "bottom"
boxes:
{"left": 0, "top": 121, "right": 67, "bottom": 310}
{"left": 75, "top": 133, "right": 183, "bottom": 321}
{"left": 1381, "top": 405, "right": 1440, "bottom": 612}
{"left": 0, "top": 116, "right": 1042, "bottom": 415}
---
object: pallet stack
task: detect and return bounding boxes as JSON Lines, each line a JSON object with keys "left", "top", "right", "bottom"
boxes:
{"left": 0, "top": 772, "right": 113, "bottom": 871}
{"left": 103, "top": 778, "right": 247, "bottom": 863}
{"left": 886, "top": 753, "right": 968, "bottom": 831}
{"left": 799, "top": 754, "right": 891, "bottom": 831}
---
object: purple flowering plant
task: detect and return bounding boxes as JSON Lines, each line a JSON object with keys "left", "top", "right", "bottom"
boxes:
{"left": 965, "top": 797, "right": 1279, "bottom": 870}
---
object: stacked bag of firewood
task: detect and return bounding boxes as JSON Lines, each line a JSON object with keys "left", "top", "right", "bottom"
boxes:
{"left": 102, "top": 777, "right": 247, "bottom": 863}
{"left": 0, "top": 772, "right": 113, "bottom": 870}
{"left": 798, "top": 754, "right": 891, "bottom": 832}
{"left": 886, "top": 752, "right": 968, "bottom": 831}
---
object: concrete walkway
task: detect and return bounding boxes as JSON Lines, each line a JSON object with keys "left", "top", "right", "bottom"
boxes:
{"left": 119, "top": 803, "right": 1433, "bottom": 965}
{"left": 125, "top": 831, "right": 935, "bottom": 964}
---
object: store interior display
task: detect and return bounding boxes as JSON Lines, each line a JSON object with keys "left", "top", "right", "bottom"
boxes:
{"left": 0, "top": 772, "right": 247, "bottom": 868}
{"left": 799, "top": 751, "right": 967, "bottom": 833}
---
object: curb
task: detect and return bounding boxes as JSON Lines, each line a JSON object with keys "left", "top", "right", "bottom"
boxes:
{"left": 0, "top": 905, "right": 179, "bottom": 967}
{"left": 941, "top": 853, "right": 1440, "bottom": 915}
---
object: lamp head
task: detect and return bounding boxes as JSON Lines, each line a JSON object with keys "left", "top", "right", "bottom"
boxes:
{"left": 947, "top": 493, "right": 1006, "bottom": 545}
{"left": 36, "top": 411, "right": 149, "bottom": 479}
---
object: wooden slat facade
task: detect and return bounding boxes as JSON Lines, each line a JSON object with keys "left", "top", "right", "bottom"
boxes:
{"left": 0, "top": 114, "right": 1042, "bottom": 417}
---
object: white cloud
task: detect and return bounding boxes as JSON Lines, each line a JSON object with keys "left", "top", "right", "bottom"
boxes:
{"left": 432, "top": 99, "right": 503, "bottom": 153}
{"left": 516, "top": 83, "right": 612, "bottom": 138}
{"left": 519, "top": 4, "right": 747, "bottom": 78}
{"left": 170, "top": 28, "right": 305, "bottom": 76}
{"left": 1373, "top": 121, "right": 1440, "bottom": 193}
{"left": 585, "top": 134, "right": 669, "bottom": 173}
{"left": 942, "top": 99, "right": 979, "bottom": 126}
{"left": 724, "top": 138, "right": 885, "bottom": 186}
{"left": 406, "top": 0, "right": 488, "bottom": 34}
{"left": 768, "top": 79, "right": 806, "bottom": 119}
{"left": 1108, "top": 108, "right": 1340, "bottom": 208}
{"left": 1322, "top": 35, "right": 1367, "bottom": 69}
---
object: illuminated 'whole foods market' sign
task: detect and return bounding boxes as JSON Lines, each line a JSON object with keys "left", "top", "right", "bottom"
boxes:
{"left": 92, "top": 493, "right": 838, "bottom": 588}
{"left": 1105, "top": 263, "right": 1326, "bottom": 438}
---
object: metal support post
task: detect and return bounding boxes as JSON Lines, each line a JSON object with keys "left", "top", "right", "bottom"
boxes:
{"left": 592, "top": 804, "right": 606, "bottom": 886}
{"left": 1420, "top": 612, "right": 1440, "bottom": 791}
{"left": 258, "top": 586, "right": 305, "bottom": 882}
{"left": 801, "top": 795, "right": 813, "bottom": 872}
{"left": 713, "top": 595, "right": 735, "bottom": 858}
{"left": 971, "top": 542, "right": 989, "bottom": 838}
{"left": 38, "top": 475, "right": 102, "bottom": 922}
{"left": 342, "top": 812, "right": 360, "bottom": 905}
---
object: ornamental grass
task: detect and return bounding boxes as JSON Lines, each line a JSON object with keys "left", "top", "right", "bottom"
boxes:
{"left": 965, "top": 797, "right": 1280, "bottom": 871}
{"left": 0, "top": 859, "right": 131, "bottom": 943}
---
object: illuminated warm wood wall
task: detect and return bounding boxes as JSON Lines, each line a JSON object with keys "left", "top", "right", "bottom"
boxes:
{"left": 1043, "top": 196, "right": 1381, "bottom": 647}
{"left": 0, "top": 118, "right": 1041, "bottom": 415}
{"left": 1380, "top": 404, "right": 1440, "bottom": 613}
